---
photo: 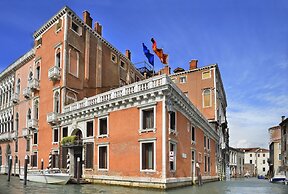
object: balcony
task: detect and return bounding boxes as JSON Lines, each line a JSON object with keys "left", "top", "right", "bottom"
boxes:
{"left": 47, "top": 112, "right": 59, "bottom": 125}
{"left": 22, "top": 128, "right": 30, "bottom": 137}
{"left": 48, "top": 66, "right": 61, "bottom": 81}
{"left": 0, "top": 131, "right": 16, "bottom": 141}
{"left": 28, "top": 118, "right": 38, "bottom": 129}
{"left": 23, "top": 87, "right": 32, "bottom": 98}
{"left": 28, "top": 78, "right": 40, "bottom": 91}
{"left": 11, "top": 93, "right": 20, "bottom": 103}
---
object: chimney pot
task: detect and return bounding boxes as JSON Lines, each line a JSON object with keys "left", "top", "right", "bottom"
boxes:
{"left": 189, "top": 59, "right": 198, "bottom": 70}
{"left": 83, "top": 11, "right": 92, "bottom": 28}
{"left": 282, "top": 116, "right": 285, "bottom": 121}
{"left": 125, "top": 50, "right": 131, "bottom": 60}
{"left": 94, "top": 22, "right": 102, "bottom": 36}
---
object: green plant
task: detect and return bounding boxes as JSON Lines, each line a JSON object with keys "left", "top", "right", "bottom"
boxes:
{"left": 61, "top": 135, "right": 77, "bottom": 145}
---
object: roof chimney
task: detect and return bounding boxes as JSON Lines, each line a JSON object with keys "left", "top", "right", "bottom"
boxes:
{"left": 94, "top": 22, "right": 102, "bottom": 36}
{"left": 282, "top": 116, "right": 286, "bottom": 121}
{"left": 83, "top": 11, "right": 92, "bottom": 28}
{"left": 158, "top": 65, "right": 170, "bottom": 75}
{"left": 189, "top": 59, "right": 198, "bottom": 70}
{"left": 125, "top": 50, "right": 131, "bottom": 60}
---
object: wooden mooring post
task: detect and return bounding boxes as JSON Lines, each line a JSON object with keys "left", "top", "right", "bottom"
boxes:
{"left": 24, "top": 155, "right": 28, "bottom": 186}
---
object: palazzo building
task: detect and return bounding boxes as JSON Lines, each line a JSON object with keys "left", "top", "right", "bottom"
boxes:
{"left": 0, "top": 6, "right": 228, "bottom": 189}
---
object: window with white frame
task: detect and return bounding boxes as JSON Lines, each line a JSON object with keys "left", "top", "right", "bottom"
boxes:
{"left": 202, "top": 70, "right": 211, "bottom": 79}
{"left": 207, "top": 138, "right": 210, "bottom": 150}
{"left": 140, "top": 106, "right": 155, "bottom": 131}
{"left": 87, "top": 121, "right": 94, "bottom": 137}
{"left": 71, "top": 21, "right": 82, "bottom": 35}
{"left": 54, "top": 91, "right": 60, "bottom": 113}
{"left": 179, "top": 76, "right": 187, "bottom": 83}
{"left": 53, "top": 128, "right": 59, "bottom": 143}
{"left": 203, "top": 89, "right": 211, "bottom": 108}
{"left": 98, "top": 117, "right": 108, "bottom": 137}
{"left": 55, "top": 48, "right": 61, "bottom": 68}
{"left": 204, "top": 135, "right": 207, "bottom": 148}
{"left": 98, "top": 144, "right": 108, "bottom": 170}
{"left": 120, "top": 60, "right": 126, "bottom": 69}
{"left": 204, "top": 155, "right": 207, "bottom": 172}
{"left": 169, "top": 142, "right": 176, "bottom": 171}
{"left": 33, "top": 132, "right": 38, "bottom": 145}
{"left": 169, "top": 111, "right": 176, "bottom": 132}
{"left": 140, "top": 141, "right": 155, "bottom": 171}
{"left": 69, "top": 48, "right": 79, "bottom": 77}
{"left": 31, "top": 152, "right": 37, "bottom": 167}
{"left": 191, "top": 126, "right": 196, "bottom": 143}
{"left": 111, "top": 53, "right": 117, "bottom": 63}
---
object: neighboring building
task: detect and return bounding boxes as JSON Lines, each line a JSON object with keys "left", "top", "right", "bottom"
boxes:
{"left": 240, "top": 148, "right": 269, "bottom": 176}
{"left": 0, "top": 6, "right": 224, "bottom": 189}
{"left": 229, "top": 147, "right": 244, "bottom": 178}
{"left": 268, "top": 125, "right": 281, "bottom": 177}
{"left": 280, "top": 116, "right": 288, "bottom": 176}
{"left": 166, "top": 60, "right": 229, "bottom": 179}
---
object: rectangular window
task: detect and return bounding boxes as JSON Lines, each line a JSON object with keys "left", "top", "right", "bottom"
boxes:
{"left": 142, "top": 108, "right": 154, "bottom": 130}
{"left": 15, "top": 140, "right": 18, "bottom": 152}
{"left": 56, "top": 19, "right": 62, "bottom": 31}
{"left": 141, "top": 142, "right": 155, "bottom": 171}
{"left": 250, "top": 160, "right": 252, "bottom": 164}
{"left": 33, "top": 132, "right": 38, "bottom": 145}
{"left": 191, "top": 126, "right": 195, "bottom": 142}
{"left": 62, "top": 127, "right": 68, "bottom": 138}
{"left": 120, "top": 60, "right": 126, "bottom": 69}
{"left": 202, "top": 70, "right": 211, "bottom": 79}
{"left": 169, "top": 143, "right": 176, "bottom": 171}
{"left": 85, "top": 143, "right": 94, "bottom": 169}
{"left": 208, "top": 156, "right": 211, "bottom": 173}
{"left": 204, "top": 136, "right": 207, "bottom": 148}
{"left": 263, "top": 167, "right": 265, "bottom": 172}
{"left": 192, "top": 150, "right": 195, "bottom": 161}
{"left": 258, "top": 154, "right": 260, "bottom": 157}
{"left": 179, "top": 76, "right": 187, "bottom": 83}
{"left": 203, "top": 89, "right": 211, "bottom": 107}
{"left": 98, "top": 145, "right": 108, "bottom": 170}
{"left": 31, "top": 152, "right": 37, "bottom": 167}
{"left": 250, "top": 154, "right": 252, "bottom": 157}
{"left": 52, "top": 153, "right": 59, "bottom": 168}
{"left": 99, "top": 117, "right": 108, "bottom": 136}
{"left": 111, "top": 53, "right": 117, "bottom": 63}
{"left": 263, "top": 154, "right": 265, "bottom": 157}
{"left": 26, "top": 138, "right": 30, "bottom": 151}
{"left": 169, "top": 112, "right": 176, "bottom": 132}
{"left": 69, "top": 48, "right": 79, "bottom": 77}
{"left": 204, "top": 155, "right": 207, "bottom": 172}
{"left": 263, "top": 160, "right": 265, "bottom": 164}
{"left": 87, "top": 121, "right": 94, "bottom": 137}
{"left": 279, "top": 154, "right": 282, "bottom": 160}
{"left": 207, "top": 138, "right": 210, "bottom": 150}
{"left": 53, "top": 128, "right": 59, "bottom": 143}
{"left": 71, "top": 21, "right": 81, "bottom": 35}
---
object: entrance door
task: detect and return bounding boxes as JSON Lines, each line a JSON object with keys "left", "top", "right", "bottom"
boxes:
{"left": 74, "top": 146, "right": 83, "bottom": 178}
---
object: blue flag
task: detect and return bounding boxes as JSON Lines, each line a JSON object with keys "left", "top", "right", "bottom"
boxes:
{"left": 142, "top": 43, "right": 154, "bottom": 66}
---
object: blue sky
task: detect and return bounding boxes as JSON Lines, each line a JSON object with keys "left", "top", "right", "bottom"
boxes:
{"left": 0, "top": 0, "right": 287, "bottom": 148}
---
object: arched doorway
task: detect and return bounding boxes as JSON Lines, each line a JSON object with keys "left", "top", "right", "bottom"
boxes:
{"left": 70, "top": 128, "right": 83, "bottom": 178}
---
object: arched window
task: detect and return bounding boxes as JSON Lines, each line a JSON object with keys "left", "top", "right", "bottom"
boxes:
{"left": 16, "top": 79, "right": 21, "bottom": 94}
{"left": 16, "top": 113, "right": 19, "bottom": 132}
{"left": 54, "top": 92, "right": 60, "bottom": 113}
{"left": 36, "top": 66, "right": 41, "bottom": 80}
{"left": 55, "top": 48, "right": 61, "bottom": 68}
{"left": 28, "top": 71, "right": 33, "bottom": 81}
{"left": 34, "top": 100, "right": 39, "bottom": 120}
{"left": 27, "top": 108, "right": 31, "bottom": 126}
{"left": 203, "top": 89, "right": 211, "bottom": 108}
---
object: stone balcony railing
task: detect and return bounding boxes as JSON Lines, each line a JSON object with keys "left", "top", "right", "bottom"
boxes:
{"left": 47, "top": 112, "right": 59, "bottom": 125}
{"left": 11, "top": 93, "right": 20, "bottom": 103}
{"left": 22, "top": 128, "right": 30, "bottom": 137}
{"left": 28, "top": 78, "right": 40, "bottom": 91}
{"left": 23, "top": 87, "right": 32, "bottom": 98}
{"left": 63, "top": 75, "right": 168, "bottom": 113}
{"left": 48, "top": 66, "right": 61, "bottom": 81}
{"left": 28, "top": 118, "right": 38, "bottom": 129}
{"left": 0, "top": 131, "right": 16, "bottom": 141}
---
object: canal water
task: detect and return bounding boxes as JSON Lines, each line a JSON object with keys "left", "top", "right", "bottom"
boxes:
{"left": 0, "top": 175, "right": 287, "bottom": 194}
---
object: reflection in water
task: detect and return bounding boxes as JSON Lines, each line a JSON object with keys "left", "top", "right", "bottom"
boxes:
{"left": 0, "top": 175, "right": 288, "bottom": 194}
